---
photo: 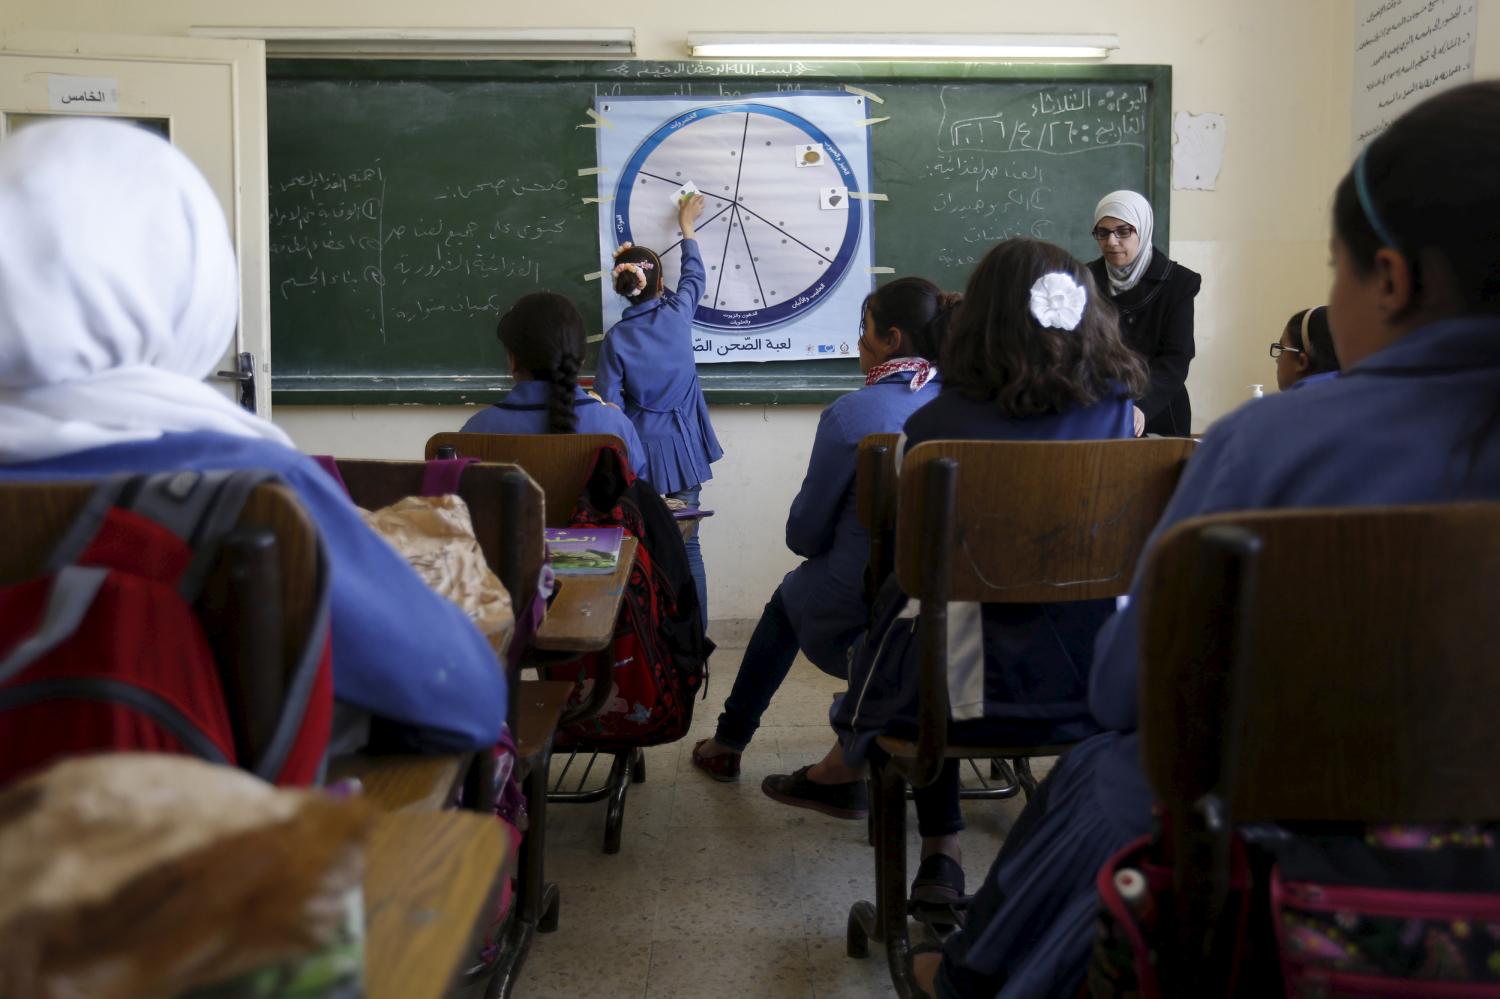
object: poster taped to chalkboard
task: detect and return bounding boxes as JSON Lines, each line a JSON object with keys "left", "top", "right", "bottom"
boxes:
{"left": 594, "top": 93, "right": 875, "bottom": 363}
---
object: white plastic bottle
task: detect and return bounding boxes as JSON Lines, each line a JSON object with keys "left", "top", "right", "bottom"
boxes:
{"left": 1248, "top": 384, "right": 1265, "bottom": 400}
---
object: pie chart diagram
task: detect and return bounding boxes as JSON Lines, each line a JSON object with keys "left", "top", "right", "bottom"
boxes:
{"left": 611, "top": 102, "right": 863, "bottom": 333}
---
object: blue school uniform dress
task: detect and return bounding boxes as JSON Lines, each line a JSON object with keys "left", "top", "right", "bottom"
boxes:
{"left": 593, "top": 238, "right": 723, "bottom": 494}
{"left": 713, "top": 368, "right": 939, "bottom": 752}
{"left": 936, "top": 316, "right": 1500, "bottom": 999}
{"left": 0, "top": 432, "right": 509, "bottom": 755}
{"left": 461, "top": 380, "right": 647, "bottom": 474}
{"left": 834, "top": 387, "right": 1135, "bottom": 761}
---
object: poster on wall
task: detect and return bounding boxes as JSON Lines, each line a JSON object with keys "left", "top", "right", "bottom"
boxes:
{"left": 1352, "top": 0, "right": 1475, "bottom": 155}
{"left": 593, "top": 93, "right": 875, "bottom": 363}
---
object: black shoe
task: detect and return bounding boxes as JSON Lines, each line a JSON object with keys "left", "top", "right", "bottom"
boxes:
{"left": 761, "top": 766, "right": 869, "bottom": 819}
{"left": 910, "top": 853, "right": 966, "bottom": 906}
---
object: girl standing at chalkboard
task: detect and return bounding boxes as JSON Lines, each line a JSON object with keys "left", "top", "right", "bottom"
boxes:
{"left": 594, "top": 194, "right": 722, "bottom": 626}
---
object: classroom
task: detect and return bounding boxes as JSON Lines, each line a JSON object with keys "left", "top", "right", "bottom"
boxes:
{"left": 1, "top": 0, "right": 1498, "bottom": 996}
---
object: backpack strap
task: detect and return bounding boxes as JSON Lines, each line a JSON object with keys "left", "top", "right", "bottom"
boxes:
{"left": 41, "top": 476, "right": 134, "bottom": 572}
{"left": 420, "top": 456, "right": 478, "bottom": 496}
{"left": 120, "top": 470, "right": 279, "bottom": 598}
{"left": 0, "top": 566, "right": 111, "bottom": 684}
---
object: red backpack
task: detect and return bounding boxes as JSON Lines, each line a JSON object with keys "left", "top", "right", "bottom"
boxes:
{"left": 0, "top": 471, "right": 333, "bottom": 786}
{"left": 545, "top": 446, "right": 710, "bottom": 749}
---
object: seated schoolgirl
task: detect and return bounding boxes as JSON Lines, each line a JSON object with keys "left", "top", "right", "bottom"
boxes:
{"left": 1272, "top": 305, "right": 1341, "bottom": 391}
{"left": 764, "top": 238, "right": 1148, "bottom": 904}
{"left": 594, "top": 194, "right": 722, "bottom": 624}
{"left": 460, "top": 291, "right": 646, "bottom": 472}
{"left": 690, "top": 278, "right": 956, "bottom": 782}
{"left": 0, "top": 119, "right": 507, "bottom": 754}
{"left": 918, "top": 81, "right": 1500, "bottom": 998}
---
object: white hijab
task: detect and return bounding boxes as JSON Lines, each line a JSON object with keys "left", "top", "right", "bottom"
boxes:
{"left": 1093, "top": 190, "right": 1155, "bottom": 296}
{"left": 0, "top": 119, "right": 291, "bottom": 463}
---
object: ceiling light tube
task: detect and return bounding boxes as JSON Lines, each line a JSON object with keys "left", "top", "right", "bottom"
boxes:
{"left": 189, "top": 26, "right": 636, "bottom": 58}
{"left": 687, "top": 32, "right": 1118, "bottom": 60}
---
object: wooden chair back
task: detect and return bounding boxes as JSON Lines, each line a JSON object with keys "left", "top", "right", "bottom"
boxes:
{"left": 0, "top": 480, "right": 321, "bottom": 766}
{"left": 425, "top": 433, "right": 625, "bottom": 527}
{"left": 895, "top": 438, "right": 1195, "bottom": 603}
{"left": 334, "top": 459, "right": 545, "bottom": 616}
{"left": 1136, "top": 502, "right": 1500, "bottom": 991}
{"left": 1140, "top": 502, "right": 1500, "bottom": 824}
{"left": 889, "top": 437, "right": 1194, "bottom": 783}
{"left": 856, "top": 433, "right": 900, "bottom": 602}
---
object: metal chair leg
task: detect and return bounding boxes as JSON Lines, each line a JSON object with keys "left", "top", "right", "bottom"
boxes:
{"left": 1012, "top": 756, "right": 1039, "bottom": 800}
{"left": 602, "top": 749, "right": 633, "bottom": 855}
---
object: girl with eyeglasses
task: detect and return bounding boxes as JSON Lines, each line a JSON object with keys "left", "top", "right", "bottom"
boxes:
{"left": 1088, "top": 190, "right": 1202, "bottom": 437}
{"left": 1271, "top": 305, "right": 1342, "bottom": 391}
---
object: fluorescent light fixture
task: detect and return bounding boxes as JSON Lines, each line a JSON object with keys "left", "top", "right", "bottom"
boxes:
{"left": 189, "top": 26, "right": 636, "bottom": 57}
{"left": 687, "top": 32, "right": 1118, "bottom": 60}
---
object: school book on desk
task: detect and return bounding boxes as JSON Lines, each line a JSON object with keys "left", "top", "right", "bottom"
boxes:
{"left": 544, "top": 527, "right": 625, "bottom": 574}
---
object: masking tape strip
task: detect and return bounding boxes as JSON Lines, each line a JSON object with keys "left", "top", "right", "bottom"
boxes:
{"left": 844, "top": 84, "right": 885, "bottom": 105}
{"left": 849, "top": 191, "right": 889, "bottom": 202}
{"left": 587, "top": 333, "right": 606, "bottom": 343}
{"left": 586, "top": 107, "right": 614, "bottom": 128}
{"left": 577, "top": 122, "right": 602, "bottom": 129}
{"left": 583, "top": 196, "right": 612, "bottom": 205}
{"left": 584, "top": 270, "right": 604, "bottom": 281}
{"left": 860, "top": 116, "right": 891, "bottom": 127}
{"left": 577, "top": 166, "right": 608, "bottom": 176}
{"left": 868, "top": 266, "right": 896, "bottom": 274}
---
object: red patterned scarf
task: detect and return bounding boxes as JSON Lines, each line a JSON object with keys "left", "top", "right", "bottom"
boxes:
{"left": 865, "top": 357, "right": 936, "bottom": 392}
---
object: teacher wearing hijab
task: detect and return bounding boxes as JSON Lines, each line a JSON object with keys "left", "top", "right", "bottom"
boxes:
{"left": 1087, "top": 191, "right": 1202, "bottom": 436}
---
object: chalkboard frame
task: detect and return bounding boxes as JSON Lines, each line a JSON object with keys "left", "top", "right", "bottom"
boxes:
{"left": 268, "top": 58, "right": 1172, "bottom": 407}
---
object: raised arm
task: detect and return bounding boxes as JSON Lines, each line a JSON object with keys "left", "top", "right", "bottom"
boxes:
{"left": 667, "top": 193, "right": 707, "bottom": 317}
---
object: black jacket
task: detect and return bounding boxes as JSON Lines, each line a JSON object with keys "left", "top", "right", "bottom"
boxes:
{"left": 1089, "top": 251, "right": 1202, "bottom": 436}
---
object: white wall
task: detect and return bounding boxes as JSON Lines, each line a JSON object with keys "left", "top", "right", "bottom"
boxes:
{"left": 4, "top": 0, "right": 1391, "bottom": 622}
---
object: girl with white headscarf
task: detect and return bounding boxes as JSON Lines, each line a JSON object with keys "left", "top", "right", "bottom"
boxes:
{"left": 1088, "top": 190, "right": 1202, "bottom": 436}
{"left": 0, "top": 119, "right": 507, "bottom": 753}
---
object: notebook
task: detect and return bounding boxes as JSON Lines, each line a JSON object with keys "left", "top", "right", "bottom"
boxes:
{"left": 544, "top": 527, "right": 626, "bottom": 574}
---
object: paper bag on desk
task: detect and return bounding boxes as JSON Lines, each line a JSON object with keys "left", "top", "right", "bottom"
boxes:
{"left": 360, "top": 493, "right": 515, "bottom": 658}
{"left": 0, "top": 753, "right": 374, "bottom": 999}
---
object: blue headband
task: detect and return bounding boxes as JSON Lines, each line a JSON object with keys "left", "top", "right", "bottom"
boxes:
{"left": 1354, "top": 144, "right": 1400, "bottom": 250}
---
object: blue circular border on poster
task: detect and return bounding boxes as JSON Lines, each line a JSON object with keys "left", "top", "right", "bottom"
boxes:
{"left": 613, "top": 102, "right": 862, "bottom": 333}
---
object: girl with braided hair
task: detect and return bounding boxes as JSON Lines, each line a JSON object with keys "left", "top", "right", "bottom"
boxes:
{"left": 461, "top": 292, "right": 645, "bottom": 471}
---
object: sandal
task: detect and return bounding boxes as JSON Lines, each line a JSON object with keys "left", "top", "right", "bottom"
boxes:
{"left": 691, "top": 739, "right": 741, "bottom": 783}
{"left": 761, "top": 766, "right": 869, "bottom": 819}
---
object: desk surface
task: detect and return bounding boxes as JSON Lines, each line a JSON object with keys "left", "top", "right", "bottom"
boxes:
{"left": 534, "top": 537, "right": 637, "bottom": 653}
{"left": 327, "top": 753, "right": 470, "bottom": 813}
{"left": 364, "top": 810, "right": 509, "bottom": 999}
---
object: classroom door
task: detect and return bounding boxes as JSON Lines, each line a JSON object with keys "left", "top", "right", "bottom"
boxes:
{"left": 0, "top": 29, "right": 273, "bottom": 417}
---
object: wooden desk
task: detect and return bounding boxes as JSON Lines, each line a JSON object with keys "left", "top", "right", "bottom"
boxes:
{"left": 364, "top": 810, "right": 509, "bottom": 999}
{"left": 327, "top": 754, "right": 470, "bottom": 813}
{"left": 533, "top": 537, "right": 637, "bottom": 653}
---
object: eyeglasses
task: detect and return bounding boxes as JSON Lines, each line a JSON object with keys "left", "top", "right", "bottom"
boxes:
{"left": 1268, "top": 342, "right": 1304, "bottom": 359}
{"left": 1091, "top": 224, "right": 1137, "bottom": 243}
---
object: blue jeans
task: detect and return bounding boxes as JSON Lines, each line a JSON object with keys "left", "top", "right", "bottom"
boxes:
{"left": 714, "top": 588, "right": 800, "bottom": 751}
{"left": 667, "top": 485, "right": 707, "bottom": 630}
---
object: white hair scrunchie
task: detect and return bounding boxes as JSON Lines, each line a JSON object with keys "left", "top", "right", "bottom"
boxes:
{"left": 613, "top": 261, "right": 649, "bottom": 298}
{"left": 1029, "top": 272, "right": 1087, "bottom": 331}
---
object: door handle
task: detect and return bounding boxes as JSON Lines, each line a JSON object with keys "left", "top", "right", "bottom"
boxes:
{"left": 215, "top": 351, "right": 257, "bottom": 414}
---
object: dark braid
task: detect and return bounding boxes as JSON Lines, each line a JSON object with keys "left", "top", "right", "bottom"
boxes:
{"left": 495, "top": 291, "right": 588, "bottom": 435}
{"left": 548, "top": 352, "right": 582, "bottom": 434}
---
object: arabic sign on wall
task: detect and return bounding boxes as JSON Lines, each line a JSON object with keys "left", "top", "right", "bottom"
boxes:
{"left": 1352, "top": 0, "right": 1475, "bottom": 155}
{"left": 46, "top": 75, "right": 121, "bottom": 113}
{"left": 594, "top": 93, "right": 875, "bottom": 364}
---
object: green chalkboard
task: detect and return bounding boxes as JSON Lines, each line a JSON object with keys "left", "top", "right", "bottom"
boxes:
{"left": 267, "top": 60, "right": 1171, "bottom": 405}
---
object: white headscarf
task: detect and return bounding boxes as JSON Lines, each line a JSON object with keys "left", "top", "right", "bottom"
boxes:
{"left": 1093, "top": 190, "right": 1155, "bottom": 296}
{"left": 0, "top": 119, "right": 291, "bottom": 463}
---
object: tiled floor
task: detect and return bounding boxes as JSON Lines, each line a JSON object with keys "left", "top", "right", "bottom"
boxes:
{"left": 509, "top": 643, "right": 1050, "bottom": 999}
